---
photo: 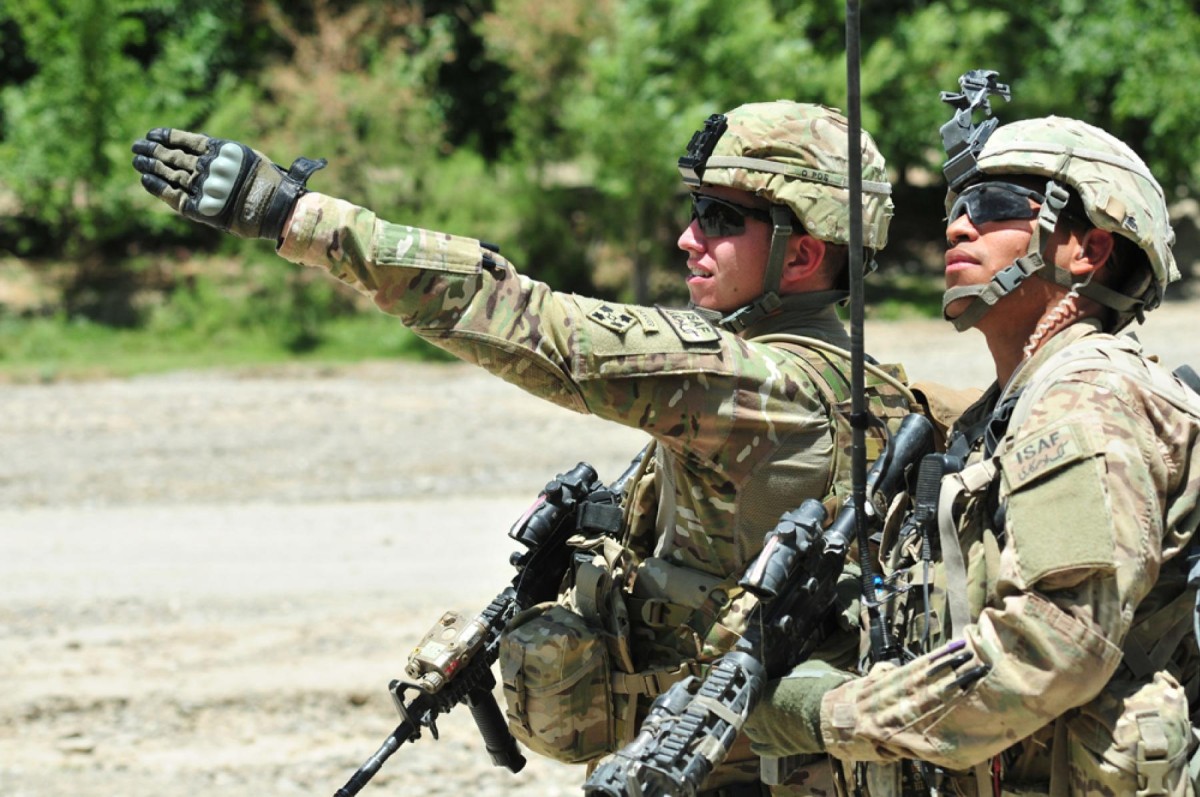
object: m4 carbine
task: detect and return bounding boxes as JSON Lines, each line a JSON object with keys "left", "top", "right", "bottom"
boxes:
{"left": 332, "top": 454, "right": 644, "bottom": 797}
{"left": 583, "top": 414, "right": 935, "bottom": 797}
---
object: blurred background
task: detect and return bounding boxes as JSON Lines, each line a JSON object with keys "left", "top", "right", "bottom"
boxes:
{"left": 1, "top": 0, "right": 1198, "bottom": 379}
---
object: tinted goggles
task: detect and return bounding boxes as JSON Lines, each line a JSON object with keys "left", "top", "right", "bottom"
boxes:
{"left": 690, "top": 194, "right": 774, "bottom": 237}
{"left": 949, "top": 181, "right": 1044, "bottom": 226}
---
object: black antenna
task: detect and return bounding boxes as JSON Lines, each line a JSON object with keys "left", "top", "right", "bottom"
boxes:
{"left": 846, "top": 0, "right": 895, "bottom": 664}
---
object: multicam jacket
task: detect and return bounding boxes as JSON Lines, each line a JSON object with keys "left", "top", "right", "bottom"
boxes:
{"left": 279, "top": 192, "right": 915, "bottom": 793}
{"left": 821, "top": 319, "right": 1200, "bottom": 796}
{"left": 280, "top": 192, "right": 905, "bottom": 579}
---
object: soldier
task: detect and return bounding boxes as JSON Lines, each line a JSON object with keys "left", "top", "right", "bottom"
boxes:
{"left": 132, "top": 101, "right": 918, "bottom": 795}
{"left": 743, "top": 80, "right": 1200, "bottom": 795}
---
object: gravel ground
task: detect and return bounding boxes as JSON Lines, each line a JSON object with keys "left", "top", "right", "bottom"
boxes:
{"left": 3, "top": 303, "right": 1199, "bottom": 797}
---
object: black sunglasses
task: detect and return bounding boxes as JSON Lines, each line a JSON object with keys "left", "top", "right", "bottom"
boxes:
{"left": 690, "top": 194, "right": 774, "bottom": 237}
{"left": 949, "top": 181, "right": 1045, "bottom": 227}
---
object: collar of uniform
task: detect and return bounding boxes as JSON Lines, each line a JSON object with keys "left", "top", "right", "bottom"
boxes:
{"left": 741, "top": 292, "right": 851, "bottom": 346}
{"left": 1000, "top": 318, "right": 1106, "bottom": 403}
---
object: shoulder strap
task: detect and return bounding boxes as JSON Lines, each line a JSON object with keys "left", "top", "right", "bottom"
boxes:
{"left": 755, "top": 334, "right": 919, "bottom": 509}
{"left": 752, "top": 333, "right": 918, "bottom": 407}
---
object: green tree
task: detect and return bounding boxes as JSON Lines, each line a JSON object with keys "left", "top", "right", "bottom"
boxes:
{"left": 0, "top": 0, "right": 269, "bottom": 255}
{"left": 561, "top": 0, "right": 832, "bottom": 303}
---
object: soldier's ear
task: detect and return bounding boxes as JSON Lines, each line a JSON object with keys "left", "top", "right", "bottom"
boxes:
{"left": 780, "top": 234, "right": 826, "bottom": 291}
{"left": 1067, "top": 228, "right": 1115, "bottom": 278}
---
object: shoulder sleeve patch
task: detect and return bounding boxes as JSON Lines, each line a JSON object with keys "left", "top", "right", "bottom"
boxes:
{"left": 656, "top": 307, "right": 721, "bottom": 344}
{"left": 586, "top": 302, "right": 638, "bottom": 334}
{"left": 628, "top": 306, "right": 661, "bottom": 334}
{"left": 1001, "top": 420, "right": 1097, "bottom": 493}
{"left": 1001, "top": 420, "right": 1116, "bottom": 587}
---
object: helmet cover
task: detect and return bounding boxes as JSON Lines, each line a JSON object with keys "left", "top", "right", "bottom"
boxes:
{"left": 947, "top": 116, "right": 1178, "bottom": 309}
{"left": 680, "top": 101, "right": 894, "bottom": 251}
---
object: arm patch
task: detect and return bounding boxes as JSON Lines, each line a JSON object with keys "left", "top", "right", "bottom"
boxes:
{"left": 1001, "top": 419, "right": 1093, "bottom": 492}
{"left": 1001, "top": 421, "right": 1116, "bottom": 586}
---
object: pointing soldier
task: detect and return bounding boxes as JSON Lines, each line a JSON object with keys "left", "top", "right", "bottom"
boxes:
{"left": 132, "top": 101, "right": 918, "bottom": 794}
{"left": 743, "top": 73, "right": 1200, "bottom": 796}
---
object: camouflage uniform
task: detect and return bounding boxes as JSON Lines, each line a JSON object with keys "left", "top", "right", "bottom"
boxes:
{"left": 811, "top": 112, "right": 1200, "bottom": 794}
{"left": 131, "top": 101, "right": 911, "bottom": 795}
{"left": 275, "top": 103, "right": 911, "bottom": 794}
{"left": 822, "top": 321, "right": 1200, "bottom": 795}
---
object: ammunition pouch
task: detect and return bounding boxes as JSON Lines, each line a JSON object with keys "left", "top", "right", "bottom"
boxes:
{"left": 1060, "top": 673, "right": 1192, "bottom": 796}
{"left": 500, "top": 537, "right": 742, "bottom": 763}
{"left": 500, "top": 534, "right": 642, "bottom": 763}
{"left": 500, "top": 602, "right": 616, "bottom": 763}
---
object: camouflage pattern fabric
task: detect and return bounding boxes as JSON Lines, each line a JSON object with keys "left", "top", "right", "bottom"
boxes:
{"left": 278, "top": 192, "right": 914, "bottom": 794}
{"left": 819, "top": 321, "right": 1200, "bottom": 795}
{"left": 700, "top": 101, "right": 894, "bottom": 251}
{"left": 949, "top": 116, "right": 1179, "bottom": 303}
{"left": 283, "top": 192, "right": 860, "bottom": 578}
{"left": 499, "top": 603, "right": 615, "bottom": 763}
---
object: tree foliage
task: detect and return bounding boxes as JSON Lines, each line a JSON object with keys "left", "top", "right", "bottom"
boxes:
{"left": 0, "top": 0, "right": 1196, "bottom": 318}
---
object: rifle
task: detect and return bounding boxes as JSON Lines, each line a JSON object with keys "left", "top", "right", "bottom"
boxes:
{"left": 332, "top": 453, "right": 645, "bottom": 797}
{"left": 583, "top": 413, "right": 935, "bottom": 797}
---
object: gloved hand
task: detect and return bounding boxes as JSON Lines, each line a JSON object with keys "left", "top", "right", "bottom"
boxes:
{"left": 131, "top": 128, "right": 326, "bottom": 241}
{"left": 743, "top": 659, "right": 853, "bottom": 757}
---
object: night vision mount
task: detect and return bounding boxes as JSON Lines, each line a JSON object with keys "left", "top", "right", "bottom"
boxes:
{"left": 678, "top": 114, "right": 728, "bottom": 186}
{"left": 939, "top": 69, "right": 1011, "bottom": 192}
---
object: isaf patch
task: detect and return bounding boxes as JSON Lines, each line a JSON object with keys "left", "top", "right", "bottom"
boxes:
{"left": 587, "top": 303, "right": 638, "bottom": 334}
{"left": 657, "top": 307, "right": 721, "bottom": 344}
{"left": 1002, "top": 420, "right": 1092, "bottom": 492}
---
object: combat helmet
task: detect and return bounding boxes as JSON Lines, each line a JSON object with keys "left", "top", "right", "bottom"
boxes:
{"left": 939, "top": 70, "right": 1177, "bottom": 332}
{"left": 678, "top": 101, "right": 894, "bottom": 332}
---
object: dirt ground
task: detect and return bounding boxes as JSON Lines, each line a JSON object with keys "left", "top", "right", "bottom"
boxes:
{"left": 4, "top": 303, "right": 1200, "bottom": 797}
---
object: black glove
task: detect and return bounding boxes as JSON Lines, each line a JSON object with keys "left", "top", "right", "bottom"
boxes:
{"left": 131, "top": 128, "right": 326, "bottom": 241}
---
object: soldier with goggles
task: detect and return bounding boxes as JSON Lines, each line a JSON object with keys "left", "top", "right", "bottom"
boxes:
{"left": 744, "top": 72, "right": 1200, "bottom": 797}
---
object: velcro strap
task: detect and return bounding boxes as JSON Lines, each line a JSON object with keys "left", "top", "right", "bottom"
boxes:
{"left": 575, "top": 557, "right": 610, "bottom": 624}
{"left": 578, "top": 500, "right": 624, "bottom": 535}
{"left": 611, "top": 661, "right": 703, "bottom": 697}
{"left": 938, "top": 459, "right": 996, "bottom": 638}
{"left": 691, "top": 694, "right": 747, "bottom": 728}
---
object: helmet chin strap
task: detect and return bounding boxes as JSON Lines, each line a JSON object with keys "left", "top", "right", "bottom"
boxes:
{"left": 943, "top": 178, "right": 1146, "bottom": 332}
{"left": 711, "top": 205, "right": 792, "bottom": 333}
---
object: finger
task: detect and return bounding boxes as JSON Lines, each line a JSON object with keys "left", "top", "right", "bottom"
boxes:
{"left": 131, "top": 153, "right": 196, "bottom": 193}
{"left": 139, "top": 173, "right": 189, "bottom": 213}
{"left": 147, "top": 127, "right": 214, "bottom": 156}
{"left": 133, "top": 138, "right": 201, "bottom": 173}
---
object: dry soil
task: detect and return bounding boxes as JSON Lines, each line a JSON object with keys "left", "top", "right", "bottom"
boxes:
{"left": 4, "top": 304, "right": 1199, "bottom": 797}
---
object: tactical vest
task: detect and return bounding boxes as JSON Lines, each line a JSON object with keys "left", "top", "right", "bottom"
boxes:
{"left": 864, "top": 332, "right": 1200, "bottom": 797}
{"left": 499, "top": 335, "right": 920, "bottom": 781}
